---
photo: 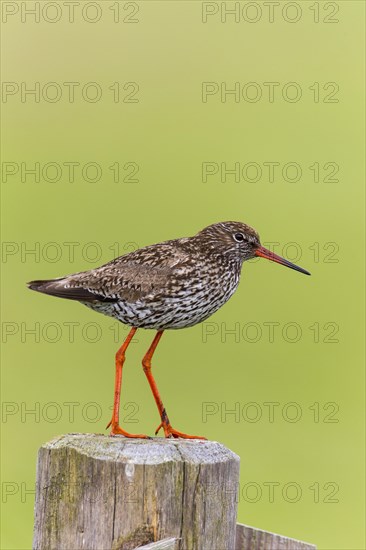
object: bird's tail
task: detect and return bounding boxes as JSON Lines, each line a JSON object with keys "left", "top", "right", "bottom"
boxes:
{"left": 27, "top": 277, "right": 92, "bottom": 301}
{"left": 27, "top": 278, "right": 65, "bottom": 295}
{"left": 27, "top": 278, "right": 116, "bottom": 302}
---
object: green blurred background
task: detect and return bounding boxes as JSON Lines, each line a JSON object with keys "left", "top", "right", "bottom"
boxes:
{"left": 1, "top": 1, "right": 365, "bottom": 548}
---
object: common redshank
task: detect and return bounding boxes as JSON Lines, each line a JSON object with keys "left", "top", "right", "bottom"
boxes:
{"left": 28, "top": 221, "right": 310, "bottom": 439}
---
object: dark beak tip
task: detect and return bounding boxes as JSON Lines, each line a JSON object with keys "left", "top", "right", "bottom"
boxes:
{"left": 256, "top": 246, "right": 311, "bottom": 277}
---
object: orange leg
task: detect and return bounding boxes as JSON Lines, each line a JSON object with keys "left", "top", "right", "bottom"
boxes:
{"left": 106, "top": 327, "right": 148, "bottom": 438}
{"left": 142, "top": 331, "right": 206, "bottom": 440}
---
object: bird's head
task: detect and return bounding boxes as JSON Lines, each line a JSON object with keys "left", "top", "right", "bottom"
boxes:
{"left": 196, "top": 221, "right": 310, "bottom": 275}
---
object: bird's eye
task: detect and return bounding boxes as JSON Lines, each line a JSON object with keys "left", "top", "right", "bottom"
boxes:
{"left": 234, "top": 233, "right": 245, "bottom": 242}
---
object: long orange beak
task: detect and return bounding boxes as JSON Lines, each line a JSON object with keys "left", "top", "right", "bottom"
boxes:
{"left": 255, "top": 246, "right": 311, "bottom": 276}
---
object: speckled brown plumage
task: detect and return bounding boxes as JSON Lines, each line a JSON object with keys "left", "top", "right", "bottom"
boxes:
{"left": 28, "top": 222, "right": 264, "bottom": 330}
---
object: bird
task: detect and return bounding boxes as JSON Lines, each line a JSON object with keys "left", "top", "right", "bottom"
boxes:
{"left": 27, "top": 221, "right": 310, "bottom": 439}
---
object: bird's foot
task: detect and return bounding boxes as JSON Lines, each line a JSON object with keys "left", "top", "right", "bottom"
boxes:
{"left": 106, "top": 419, "right": 149, "bottom": 439}
{"left": 155, "top": 422, "right": 207, "bottom": 440}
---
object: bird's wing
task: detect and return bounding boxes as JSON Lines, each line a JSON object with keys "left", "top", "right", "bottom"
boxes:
{"left": 64, "top": 240, "right": 193, "bottom": 303}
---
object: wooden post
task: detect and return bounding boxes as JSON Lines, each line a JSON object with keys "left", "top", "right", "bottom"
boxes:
{"left": 33, "top": 434, "right": 316, "bottom": 550}
{"left": 33, "top": 433, "right": 240, "bottom": 550}
{"left": 235, "top": 523, "right": 316, "bottom": 550}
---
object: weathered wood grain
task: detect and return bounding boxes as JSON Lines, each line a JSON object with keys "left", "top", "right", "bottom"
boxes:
{"left": 33, "top": 433, "right": 240, "bottom": 550}
{"left": 235, "top": 523, "right": 316, "bottom": 550}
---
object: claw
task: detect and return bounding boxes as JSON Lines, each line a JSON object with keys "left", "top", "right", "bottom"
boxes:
{"left": 108, "top": 421, "right": 149, "bottom": 439}
{"left": 154, "top": 421, "right": 206, "bottom": 440}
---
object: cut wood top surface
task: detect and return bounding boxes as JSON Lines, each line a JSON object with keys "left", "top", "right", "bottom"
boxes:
{"left": 41, "top": 433, "right": 240, "bottom": 465}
